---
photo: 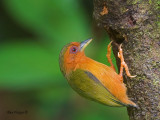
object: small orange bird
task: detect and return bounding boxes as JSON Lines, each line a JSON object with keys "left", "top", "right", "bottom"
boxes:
{"left": 59, "top": 38, "right": 137, "bottom": 107}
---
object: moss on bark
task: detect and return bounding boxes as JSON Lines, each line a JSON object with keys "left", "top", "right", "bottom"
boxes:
{"left": 94, "top": 0, "right": 160, "bottom": 119}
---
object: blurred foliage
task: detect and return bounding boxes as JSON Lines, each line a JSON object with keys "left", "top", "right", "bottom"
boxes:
{"left": 0, "top": 0, "right": 129, "bottom": 120}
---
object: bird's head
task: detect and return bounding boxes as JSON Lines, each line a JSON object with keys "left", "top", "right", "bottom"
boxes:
{"left": 59, "top": 38, "right": 92, "bottom": 75}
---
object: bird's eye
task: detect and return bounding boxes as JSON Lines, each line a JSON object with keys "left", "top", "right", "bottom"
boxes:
{"left": 70, "top": 46, "right": 78, "bottom": 54}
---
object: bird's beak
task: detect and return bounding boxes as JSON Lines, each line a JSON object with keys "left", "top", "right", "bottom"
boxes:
{"left": 80, "top": 38, "right": 92, "bottom": 51}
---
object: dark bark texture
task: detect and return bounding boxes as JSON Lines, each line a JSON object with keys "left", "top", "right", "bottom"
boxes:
{"left": 93, "top": 0, "right": 160, "bottom": 120}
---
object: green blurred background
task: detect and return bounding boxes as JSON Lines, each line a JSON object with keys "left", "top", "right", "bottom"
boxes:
{"left": 0, "top": 0, "right": 129, "bottom": 120}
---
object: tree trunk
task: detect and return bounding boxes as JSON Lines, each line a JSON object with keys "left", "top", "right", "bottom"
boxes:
{"left": 93, "top": 0, "right": 160, "bottom": 120}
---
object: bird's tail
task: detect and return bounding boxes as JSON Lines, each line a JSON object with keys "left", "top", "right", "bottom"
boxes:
{"left": 126, "top": 100, "right": 137, "bottom": 108}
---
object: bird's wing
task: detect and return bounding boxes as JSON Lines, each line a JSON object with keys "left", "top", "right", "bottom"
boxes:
{"left": 84, "top": 70, "right": 126, "bottom": 106}
{"left": 68, "top": 69, "right": 126, "bottom": 106}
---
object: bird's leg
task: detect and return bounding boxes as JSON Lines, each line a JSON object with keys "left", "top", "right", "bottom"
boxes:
{"left": 106, "top": 41, "right": 116, "bottom": 71}
{"left": 118, "top": 44, "right": 136, "bottom": 78}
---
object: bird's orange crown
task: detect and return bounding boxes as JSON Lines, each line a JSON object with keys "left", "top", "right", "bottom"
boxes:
{"left": 59, "top": 39, "right": 91, "bottom": 76}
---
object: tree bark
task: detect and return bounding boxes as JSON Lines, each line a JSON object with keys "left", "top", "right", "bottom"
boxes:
{"left": 93, "top": 0, "right": 160, "bottom": 120}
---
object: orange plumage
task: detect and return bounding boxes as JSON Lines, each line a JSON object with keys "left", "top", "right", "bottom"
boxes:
{"left": 59, "top": 39, "right": 137, "bottom": 107}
